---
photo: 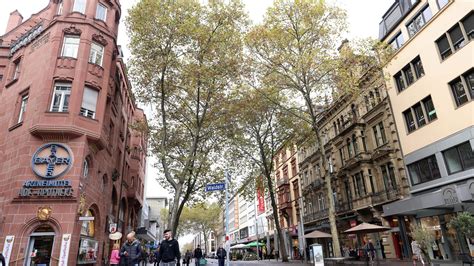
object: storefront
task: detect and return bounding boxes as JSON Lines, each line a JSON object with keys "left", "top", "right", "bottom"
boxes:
{"left": 383, "top": 181, "right": 474, "bottom": 261}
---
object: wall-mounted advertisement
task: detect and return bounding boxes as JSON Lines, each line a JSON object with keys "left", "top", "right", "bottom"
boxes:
{"left": 310, "top": 244, "right": 324, "bottom": 266}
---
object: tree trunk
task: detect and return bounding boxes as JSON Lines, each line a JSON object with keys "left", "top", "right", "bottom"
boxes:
{"left": 169, "top": 183, "right": 183, "bottom": 235}
{"left": 264, "top": 172, "right": 289, "bottom": 262}
{"left": 203, "top": 229, "right": 209, "bottom": 255}
{"left": 312, "top": 118, "right": 342, "bottom": 258}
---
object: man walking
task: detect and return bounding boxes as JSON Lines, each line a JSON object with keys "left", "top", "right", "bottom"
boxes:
{"left": 120, "top": 231, "right": 142, "bottom": 266}
{"left": 156, "top": 229, "right": 181, "bottom": 266}
{"left": 193, "top": 245, "right": 203, "bottom": 266}
{"left": 216, "top": 245, "right": 226, "bottom": 266}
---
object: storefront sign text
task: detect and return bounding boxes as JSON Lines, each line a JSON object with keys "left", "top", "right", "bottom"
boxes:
{"left": 19, "top": 180, "right": 73, "bottom": 198}
{"left": 2, "top": 235, "right": 14, "bottom": 265}
{"left": 442, "top": 187, "right": 459, "bottom": 205}
{"left": 59, "top": 234, "right": 72, "bottom": 266}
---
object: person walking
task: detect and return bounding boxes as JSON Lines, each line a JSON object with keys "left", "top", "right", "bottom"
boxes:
{"left": 120, "top": 231, "right": 142, "bottom": 266}
{"left": 156, "top": 229, "right": 181, "bottom": 266}
{"left": 110, "top": 243, "right": 121, "bottom": 266}
{"left": 184, "top": 250, "right": 192, "bottom": 266}
{"left": 154, "top": 247, "right": 160, "bottom": 266}
{"left": 364, "top": 240, "right": 375, "bottom": 264}
{"left": 216, "top": 246, "right": 226, "bottom": 266}
{"left": 193, "top": 245, "right": 203, "bottom": 266}
{"left": 411, "top": 240, "right": 425, "bottom": 266}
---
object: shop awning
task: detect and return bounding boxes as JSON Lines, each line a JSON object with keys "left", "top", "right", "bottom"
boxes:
{"left": 383, "top": 183, "right": 474, "bottom": 217}
{"left": 136, "top": 227, "right": 156, "bottom": 242}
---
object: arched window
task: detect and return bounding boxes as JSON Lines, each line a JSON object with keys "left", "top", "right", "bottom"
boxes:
{"left": 352, "top": 134, "right": 359, "bottom": 155}
{"left": 82, "top": 159, "right": 89, "bottom": 178}
{"left": 26, "top": 225, "right": 55, "bottom": 266}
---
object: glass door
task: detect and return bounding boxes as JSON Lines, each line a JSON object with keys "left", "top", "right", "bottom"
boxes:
{"left": 26, "top": 233, "right": 55, "bottom": 266}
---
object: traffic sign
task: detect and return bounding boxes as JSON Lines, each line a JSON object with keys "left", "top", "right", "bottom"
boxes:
{"left": 205, "top": 183, "right": 225, "bottom": 192}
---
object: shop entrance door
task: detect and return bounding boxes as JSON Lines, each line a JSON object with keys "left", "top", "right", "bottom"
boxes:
{"left": 25, "top": 232, "right": 55, "bottom": 266}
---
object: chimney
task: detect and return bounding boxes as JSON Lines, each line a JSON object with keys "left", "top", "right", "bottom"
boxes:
{"left": 5, "top": 10, "right": 23, "bottom": 33}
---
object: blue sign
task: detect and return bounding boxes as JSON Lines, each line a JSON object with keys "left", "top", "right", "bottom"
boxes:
{"left": 205, "top": 183, "right": 226, "bottom": 192}
{"left": 31, "top": 143, "right": 73, "bottom": 179}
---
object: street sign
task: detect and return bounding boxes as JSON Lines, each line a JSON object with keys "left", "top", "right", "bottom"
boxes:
{"left": 205, "top": 183, "right": 225, "bottom": 192}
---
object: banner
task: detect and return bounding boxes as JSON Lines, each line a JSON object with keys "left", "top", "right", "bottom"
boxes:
{"left": 257, "top": 176, "right": 265, "bottom": 214}
{"left": 58, "top": 234, "right": 71, "bottom": 266}
{"left": 2, "top": 235, "right": 14, "bottom": 265}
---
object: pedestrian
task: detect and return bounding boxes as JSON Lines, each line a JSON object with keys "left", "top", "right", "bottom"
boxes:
{"left": 193, "top": 245, "right": 203, "bottom": 266}
{"left": 275, "top": 250, "right": 279, "bottom": 261}
{"left": 140, "top": 250, "right": 148, "bottom": 266}
{"left": 109, "top": 243, "right": 121, "bottom": 266}
{"left": 379, "top": 240, "right": 386, "bottom": 259}
{"left": 154, "top": 247, "right": 160, "bottom": 266}
{"left": 216, "top": 245, "right": 226, "bottom": 266}
{"left": 0, "top": 252, "right": 5, "bottom": 266}
{"left": 120, "top": 231, "right": 142, "bottom": 266}
{"left": 411, "top": 240, "right": 425, "bottom": 266}
{"left": 365, "top": 240, "right": 375, "bottom": 262}
{"left": 156, "top": 229, "right": 181, "bottom": 266}
{"left": 184, "top": 250, "right": 192, "bottom": 266}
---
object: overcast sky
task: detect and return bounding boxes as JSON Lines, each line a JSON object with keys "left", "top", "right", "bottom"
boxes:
{"left": 0, "top": 0, "right": 393, "bottom": 202}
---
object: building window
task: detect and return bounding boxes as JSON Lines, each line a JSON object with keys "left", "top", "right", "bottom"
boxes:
{"left": 82, "top": 159, "right": 89, "bottom": 178}
{"left": 373, "top": 122, "right": 387, "bottom": 147}
{"left": 442, "top": 142, "right": 474, "bottom": 174}
{"left": 412, "top": 56, "right": 425, "bottom": 79}
{"left": 361, "top": 130, "right": 368, "bottom": 152}
{"left": 408, "top": 155, "right": 441, "bottom": 185}
{"left": 12, "top": 59, "right": 21, "bottom": 80}
{"left": 318, "top": 193, "right": 325, "bottom": 211}
{"left": 352, "top": 134, "right": 359, "bottom": 155}
{"left": 339, "top": 148, "right": 345, "bottom": 166}
{"left": 394, "top": 55, "right": 424, "bottom": 92}
{"left": 381, "top": 162, "right": 397, "bottom": 190}
{"left": 437, "top": 0, "right": 448, "bottom": 9}
{"left": 17, "top": 94, "right": 28, "bottom": 123}
{"left": 389, "top": 32, "right": 404, "bottom": 50}
{"left": 347, "top": 138, "right": 353, "bottom": 158}
{"left": 450, "top": 78, "right": 469, "bottom": 106}
{"left": 89, "top": 42, "right": 104, "bottom": 66}
{"left": 353, "top": 171, "right": 366, "bottom": 197}
{"left": 50, "top": 82, "right": 71, "bottom": 112}
{"left": 403, "top": 95, "right": 436, "bottom": 133}
{"left": 57, "top": 0, "right": 63, "bottom": 15}
{"left": 96, "top": 3, "right": 107, "bottom": 21}
{"left": 422, "top": 96, "right": 437, "bottom": 121}
{"left": 436, "top": 35, "right": 452, "bottom": 60}
{"left": 448, "top": 24, "right": 466, "bottom": 50}
{"left": 80, "top": 87, "right": 99, "bottom": 119}
{"left": 394, "top": 72, "right": 406, "bottom": 92}
{"left": 403, "top": 109, "right": 416, "bottom": 133}
{"left": 73, "top": 0, "right": 87, "bottom": 14}
{"left": 61, "top": 36, "right": 80, "bottom": 58}
{"left": 412, "top": 103, "right": 426, "bottom": 127}
{"left": 403, "top": 65, "right": 415, "bottom": 86}
{"left": 461, "top": 12, "right": 473, "bottom": 40}
{"left": 407, "top": 5, "right": 433, "bottom": 37}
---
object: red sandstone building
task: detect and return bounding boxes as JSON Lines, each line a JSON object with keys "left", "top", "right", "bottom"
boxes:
{"left": 0, "top": 0, "right": 147, "bottom": 265}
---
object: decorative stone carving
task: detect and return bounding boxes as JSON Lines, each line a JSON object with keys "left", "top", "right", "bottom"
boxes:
{"left": 92, "top": 33, "right": 108, "bottom": 46}
{"left": 63, "top": 25, "right": 82, "bottom": 35}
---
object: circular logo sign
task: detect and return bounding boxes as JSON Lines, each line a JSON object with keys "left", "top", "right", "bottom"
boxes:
{"left": 31, "top": 143, "right": 73, "bottom": 179}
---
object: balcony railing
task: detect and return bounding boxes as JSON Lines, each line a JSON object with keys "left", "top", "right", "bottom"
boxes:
{"left": 277, "top": 178, "right": 290, "bottom": 187}
{"left": 303, "top": 209, "right": 328, "bottom": 223}
{"left": 335, "top": 201, "right": 352, "bottom": 213}
{"left": 372, "top": 188, "right": 400, "bottom": 204}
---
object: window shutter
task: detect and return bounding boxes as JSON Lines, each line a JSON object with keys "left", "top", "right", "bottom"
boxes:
{"left": 82, "top": 87, "right": 99, "bottom": 112}
{"left": 448, "top": 25, "right": 464, "bottom": 46}
{"left": 436, "top": 35, "right": 450, "bottom": 54}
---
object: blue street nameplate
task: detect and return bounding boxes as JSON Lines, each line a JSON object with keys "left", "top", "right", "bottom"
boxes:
{"left": 205, "top": 183, "right": 226, "bottom": 192}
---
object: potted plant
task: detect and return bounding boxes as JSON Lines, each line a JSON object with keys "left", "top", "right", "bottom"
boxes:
{"left": 410, "top": 224, "right": 435, "bottom": 265}
{"left": 448, "top": 212, "right": 474, "bottom": 257}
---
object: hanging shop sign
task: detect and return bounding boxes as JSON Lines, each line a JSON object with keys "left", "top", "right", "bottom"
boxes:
{"left": 2, "top": 235, "right": 14, "bottom": 265}
{"left": 59, "top": 234, "right": 72, "bottom": 266}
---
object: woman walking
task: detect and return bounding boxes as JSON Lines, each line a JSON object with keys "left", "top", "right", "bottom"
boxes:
{"left": 110, "top": 243, "right": 121, "bottom": 266}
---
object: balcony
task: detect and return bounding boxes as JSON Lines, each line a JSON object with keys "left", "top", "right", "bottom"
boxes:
{"left": 341, "top": 152, "right": 372, "bottom": 170}
{"left": 336, "top": 116, "right": 364, "bottom": 137}
{"left": 372, "top": 188, "right": 400, "bottom": 205}
{"left": 278, "top": 200, "right": 292, "bottom": 210}
{"left": 336, "top": 201, "right": 352, "bottom": 213}
{"left": 277, "top": 178, "right": 290, "bottom": 188}
{"left": 303, "top": 209, "right": 328, "bottom": 224}
{"left": 352, "top": 195, "right": 374, "bottom": 210}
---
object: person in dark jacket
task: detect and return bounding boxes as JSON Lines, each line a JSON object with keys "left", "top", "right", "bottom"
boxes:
{"left": 156, "top": 229, "right": 181, "bottom": 266}
{"left": 0, "top": 252, "right": 5, "bottom": 266}
{"left": 120, "top": 232, "right": 142, "bottom": 266}
{"left": 153, "top": 247, "right": 160, "bottom": 266}
{"left": 193, "top": 245, "right": 203, "bottom": 266}
{"left": 216, "top": 246, "right": 226, "bottom": 266}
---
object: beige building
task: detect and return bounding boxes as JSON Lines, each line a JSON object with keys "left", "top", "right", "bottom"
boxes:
{"left": 298, "top": 49, "right": 409, "bottom": 259}
{"left": 273, "top": 144, "right": 303, "bottom": 259}
{"left": 380, "top": 0, "right": 474, "bottom": 261}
